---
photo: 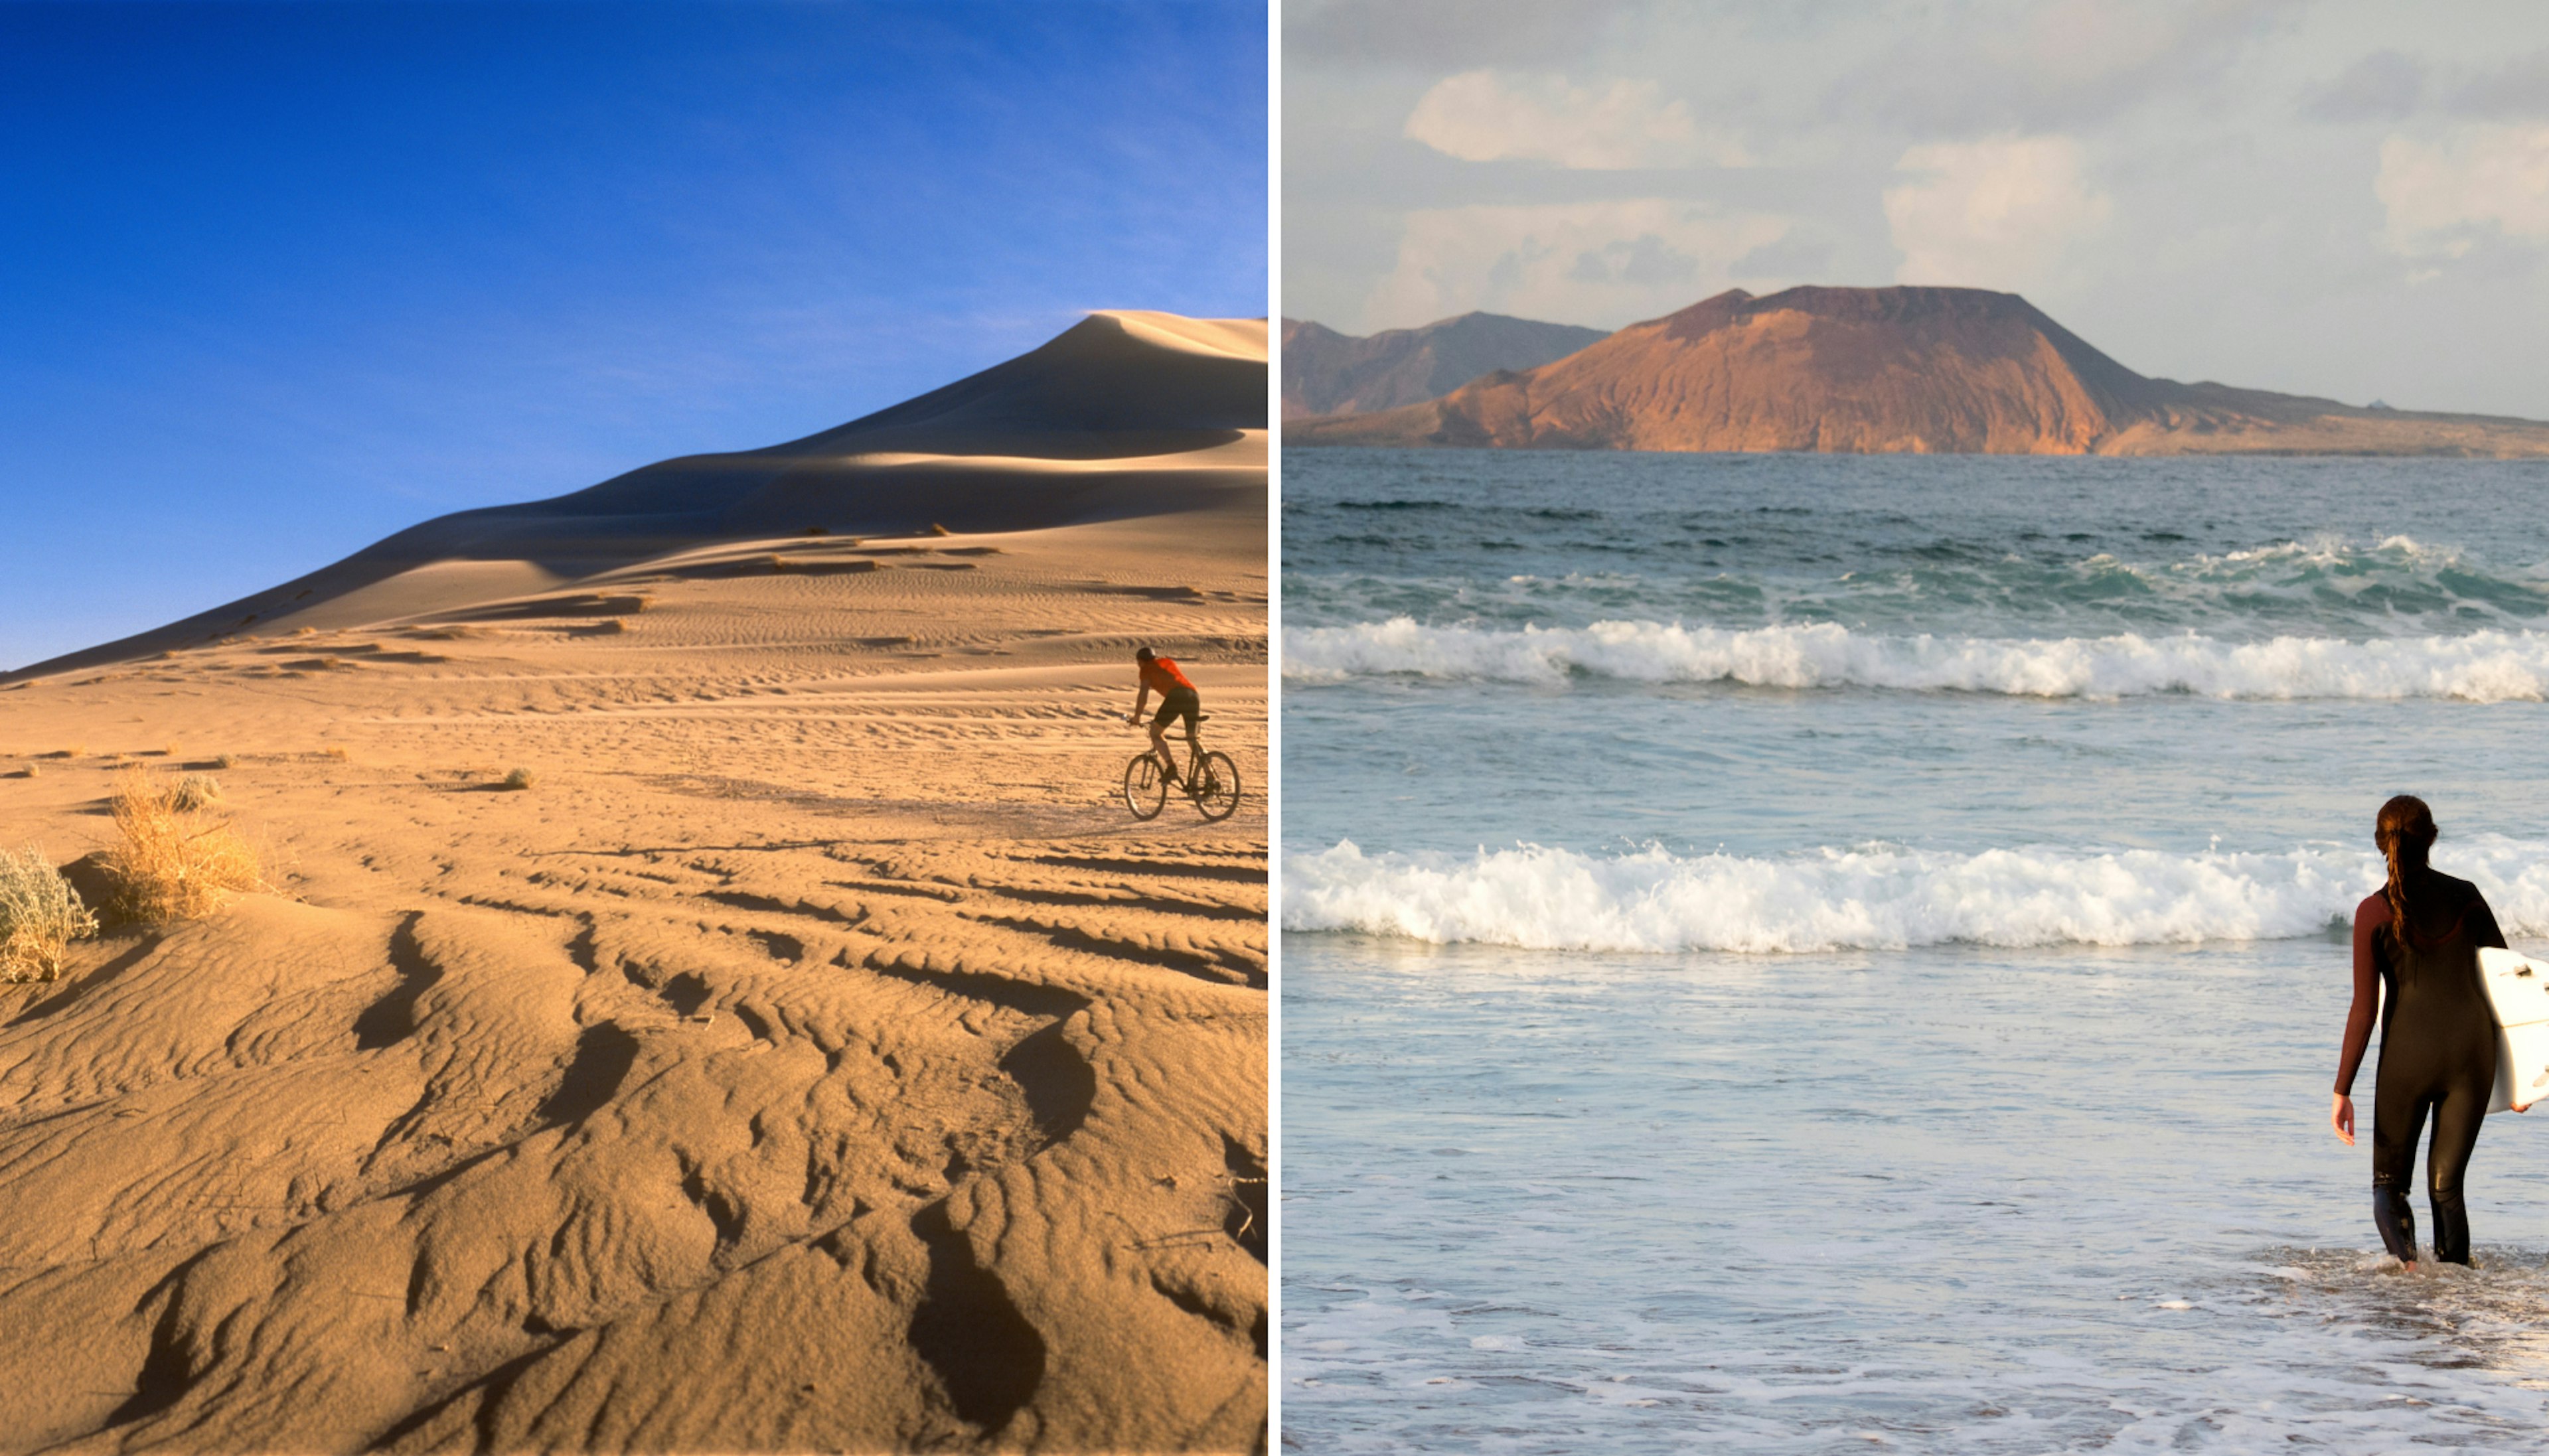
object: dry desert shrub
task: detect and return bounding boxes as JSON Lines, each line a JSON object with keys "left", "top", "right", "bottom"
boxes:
{"left": 323, "top": 745, "right": 350, "bottom": 761}
{"left": 171, "top": 774, "right": 224, "bottom": 811}
{"left": 213, "top": 753, "right": 237, "bottom": 770}
{"left": 102, "top": 769, "right": 262, "bottom": 922}
{"left": 925, "top": 522, "right": 953, "bottom": 536}
{"left": 0, "top": 846, "right": 98, "bottom": 982}
{"left": 500, "top": 766, "right": 536, "bottom": 792}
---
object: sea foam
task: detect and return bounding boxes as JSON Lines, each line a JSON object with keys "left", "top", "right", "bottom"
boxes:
{"left": 1283, "top": 618, "right": 2549, "bottom": 701}
{"left": 1282, "top": 836, "right": 2549, "bottom": 954}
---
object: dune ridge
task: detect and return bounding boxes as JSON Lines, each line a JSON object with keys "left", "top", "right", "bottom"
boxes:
{"left": 19, "top": 311, "right": 1265, "bottom": 682}
{"left": 0, "top": 313, "right": 1268, "bottom": 1451}
{"left": 1286, "top": 286, "right": 2549, "bottom": 457}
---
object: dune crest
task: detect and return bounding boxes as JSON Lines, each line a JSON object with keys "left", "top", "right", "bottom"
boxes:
{"left": 19, "top": 312, "right": 1267, "bottom": 681}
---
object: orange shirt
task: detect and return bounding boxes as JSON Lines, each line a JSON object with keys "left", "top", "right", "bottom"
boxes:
{"left": 1140, "top": 657, "right": 1196, "bottom": 694}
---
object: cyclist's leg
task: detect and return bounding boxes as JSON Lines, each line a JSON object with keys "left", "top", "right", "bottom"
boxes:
{"left": 1178, "top": 694, "right": 1203, "bottom": 784}
{"left": 1147, "top": 711, "right": 1180, "bottom": 784}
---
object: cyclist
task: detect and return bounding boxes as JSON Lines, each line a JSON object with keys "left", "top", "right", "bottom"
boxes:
{"left": 1126, "top": 646, "right": 1201, "bottom": 786}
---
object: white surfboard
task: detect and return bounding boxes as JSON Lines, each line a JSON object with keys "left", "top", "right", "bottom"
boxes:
{"left": 2477, "top": 947, "right": 2549, "bottom": 1113}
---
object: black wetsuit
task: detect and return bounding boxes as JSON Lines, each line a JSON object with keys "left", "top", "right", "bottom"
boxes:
{"left": 2335, "top": 869, "right": 2506, "bottom": 1265}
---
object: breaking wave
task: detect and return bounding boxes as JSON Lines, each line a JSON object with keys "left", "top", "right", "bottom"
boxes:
{"left": 1282, "top": 836, "right": 2549, "bottom": 954}
{"left": 1282, "top": 618, "right": 2549, "bottom": 702}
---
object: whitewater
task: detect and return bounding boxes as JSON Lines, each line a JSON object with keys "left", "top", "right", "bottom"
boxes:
{"left": 1284, "top": 617, "right": 2549, "bottom": 701}
{"left": 1282, "top": 449, "right": 2549, "bottom": 1455}
{"left": 1284, "top": 835, "right": 2549, "bottom": 954}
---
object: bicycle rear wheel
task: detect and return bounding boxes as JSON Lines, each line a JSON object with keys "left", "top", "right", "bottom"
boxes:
{"left": 1192, "top": 751, "right": 1241, "bottom": 822}
{"left": 1122, "top": 754, "right": 1166, "bottom": 820}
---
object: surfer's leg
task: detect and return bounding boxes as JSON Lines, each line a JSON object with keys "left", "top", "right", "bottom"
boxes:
{"left": 2370, "top": 1075, "right": 2429, "bottom": 1263}
{"left": 2372, "top": 1186, "right": 2418, "bottom": 1264}
{"left": 2426, "top": 1079, "right": 2490, "bottom": 1266}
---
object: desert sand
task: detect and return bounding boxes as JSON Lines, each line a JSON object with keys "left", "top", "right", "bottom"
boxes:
{"left": 0, "top": 313, "right": 1268, "bottom": 1452}
{"left": 1289, "top": 286, "right": 2549, "bottom": 457}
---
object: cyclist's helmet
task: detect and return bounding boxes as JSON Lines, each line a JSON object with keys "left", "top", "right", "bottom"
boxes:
{"left": 1134, "top": 646, "right": 1156, "bottom": 662}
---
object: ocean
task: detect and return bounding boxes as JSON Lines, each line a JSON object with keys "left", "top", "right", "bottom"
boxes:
{"left": 1279, "top": 449, "right": 2549, "bottom": 1452}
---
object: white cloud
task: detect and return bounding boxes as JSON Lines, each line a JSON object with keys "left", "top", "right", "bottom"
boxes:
{"left": 1403, "top": 70, "right": 1746, "bottom": 170}
{"left": 1883, "top": 135, "right": 2113, "bottom": 291}
{"left": 2376, "top": 124, "right": 2549, "bottom": 266}
{"left": 1361, "top": 200, "right": 1792, "bottom": 330}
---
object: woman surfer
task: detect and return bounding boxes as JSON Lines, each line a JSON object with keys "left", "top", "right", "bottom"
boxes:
{"left": 2331, "top": 794, "right": 2526, "bottom": 1268}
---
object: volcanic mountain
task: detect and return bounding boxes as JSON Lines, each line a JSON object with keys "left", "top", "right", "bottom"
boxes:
{"left": 1281, "top": 311, "right": 1606, "bottom": 418}
{"left": 1287, "top": 286, "right": 2549, "bottom": 457}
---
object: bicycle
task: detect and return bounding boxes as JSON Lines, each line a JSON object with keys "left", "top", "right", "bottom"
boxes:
{"left": 1123, "top": 716, "right": 1241, "bottom": 822}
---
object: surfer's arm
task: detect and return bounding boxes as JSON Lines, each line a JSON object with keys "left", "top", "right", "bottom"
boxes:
{"left": 2334, "top": 895, "right": 2386, "bottom": 1098}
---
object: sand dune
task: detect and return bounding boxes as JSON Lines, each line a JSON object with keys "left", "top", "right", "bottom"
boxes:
{"left": 21, "top": 311, "right": 1266, "bottom": 680}
{"left": 0, "top": 315, "right": 1267, "bottom": 1451}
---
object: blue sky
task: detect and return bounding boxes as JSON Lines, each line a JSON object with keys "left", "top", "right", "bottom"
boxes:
{"left": 1, "top": 0, "right": 1267, "bottom": 670}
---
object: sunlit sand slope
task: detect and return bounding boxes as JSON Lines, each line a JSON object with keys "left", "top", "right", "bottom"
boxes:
{"left": 0, "top": 316, "right": 1268, "bottom": 1452}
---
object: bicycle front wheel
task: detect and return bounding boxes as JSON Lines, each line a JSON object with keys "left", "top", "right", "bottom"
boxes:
{"left": 1123, "top": 754, "right": 1167, "bottom": 820}
{"left": 1192, "top": 751, "right": 1241, "bottom": 822}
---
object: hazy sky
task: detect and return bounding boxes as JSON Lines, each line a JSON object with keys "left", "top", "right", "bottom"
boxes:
{"left": 1, "top": 1, "right": 1265, "bottom": 672}
{"left": 1286, "top": 0, "right": 2549, "bottom": 419}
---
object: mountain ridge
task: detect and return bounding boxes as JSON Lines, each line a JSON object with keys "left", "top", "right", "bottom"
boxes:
{"left": 1287, "top": 286, "right": 2549, "bottom": 457}
{"left": 1281, "top": 312, "right": 1606, "bottom": 418}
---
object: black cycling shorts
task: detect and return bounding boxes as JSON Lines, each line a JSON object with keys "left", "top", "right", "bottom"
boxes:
{"left": 1151, "top": 687, "right": 1199, "bottom": 734}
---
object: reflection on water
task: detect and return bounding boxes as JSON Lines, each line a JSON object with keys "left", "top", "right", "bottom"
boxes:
{"left": 1282, "top": 936, "right": 2549, "bottom": 1453}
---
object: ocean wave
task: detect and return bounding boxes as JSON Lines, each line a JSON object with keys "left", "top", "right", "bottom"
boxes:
{"left": 1282, "top": 618, "right": 2549, "bottom": 701}
{"left": 1282, "top": 837, "right": 2549, "bottom": 954}
{"left": 1288, "top": 535, "right": 2549, "bottom": 641}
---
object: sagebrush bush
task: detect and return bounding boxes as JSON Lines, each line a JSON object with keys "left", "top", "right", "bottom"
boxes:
{"left": 0, "top": 846, "right": 97, "bottom": 982}
{"left": 103, "top": 769, "right": 261, "bottom": 922}
{"left": 501, "top": 766, "right": 536, "bottom": 791}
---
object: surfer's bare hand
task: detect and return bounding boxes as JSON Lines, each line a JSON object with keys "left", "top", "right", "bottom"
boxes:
{"left": 2332, "top": 1092, "right": 2355, "bottom": 1146}
{"left": 2517, "top": 1102, "right": 2533, "bottom": 1114}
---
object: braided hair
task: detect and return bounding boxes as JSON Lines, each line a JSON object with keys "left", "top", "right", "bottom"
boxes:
{"left": 2374, "top": 794, "right": 2438, "bottom": 950}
